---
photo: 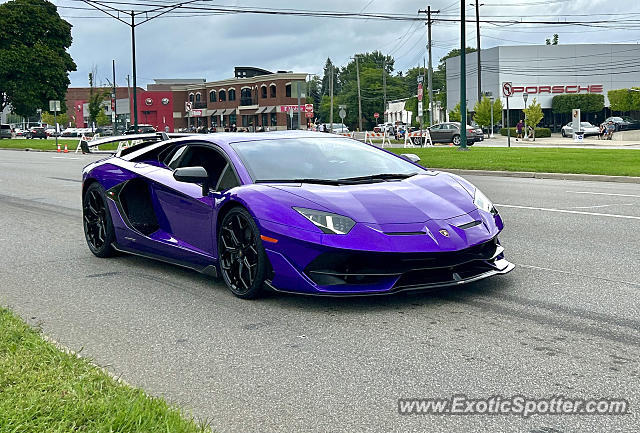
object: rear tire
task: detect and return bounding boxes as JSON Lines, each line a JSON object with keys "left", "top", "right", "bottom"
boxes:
{"left": 218, "top": 207, "right": 268, "bottom": 299}
{"left": 452, "top": 135, "right": 461, "bottom": 146}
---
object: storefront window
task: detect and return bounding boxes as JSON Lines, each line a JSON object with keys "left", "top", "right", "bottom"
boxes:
{"left": 229, "top": 113, "right": 237, "bottom": 126}
{"left": 262, "top": 113, "right": 268, "bottom": 127}
{"left": 211, "top": 115, "right": 218, "bottom": 127}
{"left": 242, "top": 115, "right": 250, "bottom": 127}
{"left": 222, "top": 116, "right": 228, "bottom": 127}
{"left": 270, "top": 112, "right": 277, "bottom": 126}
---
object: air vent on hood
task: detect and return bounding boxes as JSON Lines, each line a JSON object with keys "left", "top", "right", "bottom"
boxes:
{"left": 384, "top": 231, "right": 426, "bottom": 236}
{"left": 457, "top": 220, "right": 482, "bottom": 230}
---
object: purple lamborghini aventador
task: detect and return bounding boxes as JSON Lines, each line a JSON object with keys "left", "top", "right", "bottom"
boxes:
{"left": 82, "top": 131, "right": 513, "bottom": 298}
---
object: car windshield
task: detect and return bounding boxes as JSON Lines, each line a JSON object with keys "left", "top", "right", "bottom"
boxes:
{"left": 231, "top": 137, "right": 426, "bottom": 182}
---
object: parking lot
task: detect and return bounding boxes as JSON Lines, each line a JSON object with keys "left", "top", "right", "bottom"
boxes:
{"left": 1, "top": 150, "right": 638, "bottom": 433}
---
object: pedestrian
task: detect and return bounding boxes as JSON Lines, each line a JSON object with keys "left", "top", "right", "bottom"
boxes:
{"left": 606, "top": 120, "right": 615, "bottom": 140}
{"left": 527, "top": 125, "right": 534, "bottom": 141}
{"left": 598, "top": 123, "right": 606, "bottom": 140}
{"left": 164, "top": 125, "right": 170, "bottom": 133}
{"left": 516, "top": 120, "right": 523, "bottom": 141}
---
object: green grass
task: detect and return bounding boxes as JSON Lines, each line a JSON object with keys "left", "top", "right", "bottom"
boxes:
{"left": 0, "top": 138, "right": 119, "bottom": 151}
{"left": 388, "top": 147, "right": 640, "bottom": 177}
{"left": 0, "top": 307, "right": 210, "bottom": 433}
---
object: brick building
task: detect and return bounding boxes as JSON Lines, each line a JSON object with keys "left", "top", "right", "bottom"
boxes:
{"left": 64, "top": 67, "right": 309, "bottom": 132}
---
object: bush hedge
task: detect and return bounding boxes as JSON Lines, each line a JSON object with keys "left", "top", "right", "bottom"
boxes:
{"left": 500, "top": 127, "right": 551, "bottom": 138}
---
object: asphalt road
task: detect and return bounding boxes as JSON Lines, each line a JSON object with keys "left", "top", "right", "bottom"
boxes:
{"left": 1, "top": 149, "right": 639, "bottom": 433}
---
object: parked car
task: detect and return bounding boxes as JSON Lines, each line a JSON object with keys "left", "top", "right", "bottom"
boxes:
{"left": 14, "top": 128, "right": 27, "bottom": 137}
{"left": 25, "top": 127, "right": 47, "bottom": 139}
{"left": 602, "top": 116, "right": 631, "bottom": 131}
{"left": 470, "top": 122, "right": 484, "bottom": 141}
{"left": 373, "top": 122, "right": 394, "bottom": 134}
{"left": 423, "top": 122, "right": 481, "bottom": 146}
{"left": 125, "top": 124, "right": 156, "bottom": 135}
{"left": 561, "top": 122, "right": 600, "bottom": 137}
{"left": 322, "top": 123, "right": 349, "bottom": 133}
{"left": 0, "top": 124, "right": 12, "bottom": 139}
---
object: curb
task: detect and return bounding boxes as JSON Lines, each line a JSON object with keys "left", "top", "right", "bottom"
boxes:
{"left": 443, "top": 169, "right": 640, "bottom": 184}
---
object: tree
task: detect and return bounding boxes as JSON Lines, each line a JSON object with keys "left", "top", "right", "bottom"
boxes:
{"left": 320, "top": 58, "right": 337, "bottom": 96}
{"left": 88, "top": 71, "right": 108, "bottom": 130}
{"left": 96, "top": 109, "right": 110, "bottom": 127}
{"left": 0, "top": 0, "right": 76, "bottom": 116}
{"left": 472, "top": 96, "right": 503, "bottom": 130}
{"left": 607, "top": 88, "right": 640, "bottom": 113}
{"left": 41, "top": 111, "right": 69, "bottom": 127}
{"left": 551, "top": 94, "right": 604, "bottom": 114}
{"left": 523, "top": 98, "right": 544, "bottom": 140}
{"left": 545, "top": 34, "right": 559, "bottom": 45}
{"left": 449, "top": 102, "right": 461, "bottom": 122}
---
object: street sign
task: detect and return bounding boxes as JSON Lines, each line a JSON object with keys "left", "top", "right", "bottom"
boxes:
{"left": 339, "top": 108, "right": 346, "bottom": 119}
{"left": 185, "top": 101, "right": 192, "bottom": 112}
{"left": 417, "top": 75, "right": 424, "bottom": 84}
{"left": 418, "top": 101, "right": 423, "bottom": 114}
{"left": 373, "top": 112, "right": 379, "bottom": 119}
{"left": 502, "top": 82, "right": 513, "bottom": 97}
{"left": 417, "top": 83, "right": 423, "bottom": 102}
{"left": 289, "top": 109, "right": 294, "bottom": 118}
{"left": 305, "top": 103, "right": 314, "bottom": 112}
{"left": 49, "top": 100, "right": 61, "bottom": 112}
{"left": 305, "top": 111, "right": 314, "bottom": 118}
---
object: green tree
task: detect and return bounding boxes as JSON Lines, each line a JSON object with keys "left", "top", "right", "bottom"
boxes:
{"left": 96, "top": 109, "right": 110, "bottom": 127}
{"left": 449, "top": 102, "right": 461, "bottom": 122}
{"left": 551, "top": 94, "right": 604, "bottom": 114}
{"left": 0, "top": 0, "right": 76, "bottom": 116}
{"left": 41, "top": 111, "right": 69, "bottom": 127}
{"left": 472, "top": 96, "right": 503, "bottom": 129}
{"left": 607, "top": 88, "right": 640, "bottom": 113}
{"left": 523, "top": 98, "right": 544, "bottom": 140}
{"left": 87, "top": 71, "right": 108, "bottom": 129}
{"left": 545, "top": 34, "right": 559, "bottom": 45}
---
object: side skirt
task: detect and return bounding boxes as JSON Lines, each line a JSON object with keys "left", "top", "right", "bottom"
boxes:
{"left": 112, "top": 242, "right": 218, "bottom": 278}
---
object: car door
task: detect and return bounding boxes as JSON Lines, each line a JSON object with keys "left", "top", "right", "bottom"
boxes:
{"left": 429, "top": 124, "right": 443, "bottom": 142}
{"left": 144, "top": 142, "right": 233, "bottom": 262}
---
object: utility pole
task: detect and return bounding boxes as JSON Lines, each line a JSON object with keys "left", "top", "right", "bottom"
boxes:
{"left": 329, "top": 64, "right": 334, "bottom": 133}
{"left": 296, "top": 81, "right": 302, "bottom": 130}
{"left": 355, "top": 55, "right": 363, "bottom": 132}
{"left": 471, "top": 2, "right": 483, "bottom": 103}
{"left": 419, "top": 5, "right": 440, "bottom": 126}
{"left": 460, "top": 0, "right": 468, "bottom": 149}
{"left": 382, "top": 59, "right": 387, "bottom": 123}
{"left": 130, "top": 11, "right": 138, "bottom": 132}
{"left": 126, "top": 74, "right": 131, "bottom": 129}
{"left": 112, "top": 59, "right": 117, "bottom": 134}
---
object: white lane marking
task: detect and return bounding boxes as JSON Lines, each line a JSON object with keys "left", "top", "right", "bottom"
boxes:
{"left": 516, "top": 263, "right": 640, "bottom": 288}
{"left": 569, "top": 203, "right": 634, "bottom": 209}
{"left": 495, "top": 204, "right": 640, "bottom": 220}
{"left": 566, "top": 191, "right": 640, "bottom": 198}
{"left": 52, "top": 156, "right": 79, "bottom": 160}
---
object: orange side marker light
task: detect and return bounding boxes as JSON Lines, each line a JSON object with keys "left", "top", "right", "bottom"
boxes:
{"left": 260, "top": 235, "right": 278, "bottom": 243}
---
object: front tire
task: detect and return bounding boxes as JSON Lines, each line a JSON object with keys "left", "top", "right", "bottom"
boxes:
{"left": 218, "top": 207, "right": 268, "bottom": 299}
{"left": 83, "top": 183, "right": 116, "bottom": 257}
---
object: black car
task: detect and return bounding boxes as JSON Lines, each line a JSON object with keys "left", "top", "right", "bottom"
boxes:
{"left": 0, "top": 124, "right": 11, "bottom": 139}
{"left": 125, "top": 124, "right": 156, "bottom": 135}
{"left": 26, "top": 127, "right": 47, "bottom": 139}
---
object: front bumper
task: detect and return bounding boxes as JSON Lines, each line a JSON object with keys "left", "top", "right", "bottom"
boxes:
{"left": 260, "top": 216, "right": 514, "bottom": 296}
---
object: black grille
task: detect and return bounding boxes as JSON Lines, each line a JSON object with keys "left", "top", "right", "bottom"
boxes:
{"left": 304, "top": 237, "right": 499, "bottom": 286}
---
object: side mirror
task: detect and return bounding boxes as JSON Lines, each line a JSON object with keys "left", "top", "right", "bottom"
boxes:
{"left": 173, "top": 166, "right": 209, "bottom": 196}
{"left": 400, "top": 153, "right": 421, "bottom": 163}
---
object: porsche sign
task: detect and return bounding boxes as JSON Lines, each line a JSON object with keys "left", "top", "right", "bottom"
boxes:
{"left": 508, "top": 85, "right": 603, "bottom": 95}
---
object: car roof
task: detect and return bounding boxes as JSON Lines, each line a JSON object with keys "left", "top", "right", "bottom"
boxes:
{"left": 178, "top": 130, "right": 353, "bottom": 146}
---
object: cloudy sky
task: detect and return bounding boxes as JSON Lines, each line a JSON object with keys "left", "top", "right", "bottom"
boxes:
{"left": 38, "top": 0, "right": 639, "bottom": 87}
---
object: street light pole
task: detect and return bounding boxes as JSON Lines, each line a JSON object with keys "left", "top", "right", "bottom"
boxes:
{"left": 131, "top": 11, "right": 138, "bottom": 132}
{"left": 490, "top": 95, "right": 494, "bottom": 138}
{"left": 459, "top": 0, "right": 468, "bottom": 150}
{"left": 523, "top": 92, "right": 528, "bottom": 141}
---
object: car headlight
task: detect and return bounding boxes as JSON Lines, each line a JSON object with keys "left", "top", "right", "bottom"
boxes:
{"left": 293, "top": 207, "right": 356, "bottom": 234}
{"left": 474, "top": 188, "right": 498, "bottom": 215}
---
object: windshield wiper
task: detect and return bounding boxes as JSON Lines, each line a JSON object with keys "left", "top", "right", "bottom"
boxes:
{"left": 255, "top": 178, "right": 355, "bottom": 185}
{"left": 338, "top": 172, "right": 419, "bottom": 182}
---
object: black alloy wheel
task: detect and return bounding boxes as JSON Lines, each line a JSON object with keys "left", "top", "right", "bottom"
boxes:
{"left": 83, "top": 183, "right": 115, "bottom": 257}
{"left": 218, "top": 207, "right": 267, "bottom": 299}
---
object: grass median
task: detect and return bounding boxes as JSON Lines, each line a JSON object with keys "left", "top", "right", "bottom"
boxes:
{"left": 0, "top": 138, "right": 119, "bottom": 151}
{"left": 0, "top": 306, "right": 209, "bottom": 433}
{"left": 388, "top": 147, "right": 640, "bottom": 177}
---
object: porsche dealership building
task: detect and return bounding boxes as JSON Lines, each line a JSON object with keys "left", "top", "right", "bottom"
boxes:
{"left": 446, "top": 44, "right": 640, "bottom": 127}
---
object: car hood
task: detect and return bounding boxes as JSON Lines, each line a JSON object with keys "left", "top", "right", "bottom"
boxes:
{"left": 265, "top": 173, "right": 477, "bottom": 224}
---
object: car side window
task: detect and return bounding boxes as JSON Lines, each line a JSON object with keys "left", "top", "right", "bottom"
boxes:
{"left": 174, "top": 145, "right": 230, "bottom": 191}
{"left": 165, "top": 145, "right": 188, "bottom": 169}
{"left": 216, "top": 164, "right": 240, "bottom": 191}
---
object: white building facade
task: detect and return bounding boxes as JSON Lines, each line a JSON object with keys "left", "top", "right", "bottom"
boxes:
{"left": 446, "top": 44, "right": 640, "bottom": 124}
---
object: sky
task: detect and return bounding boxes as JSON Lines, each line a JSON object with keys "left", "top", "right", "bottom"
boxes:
{"left": 28, "top": 0, "right": 640, "bottom": 88}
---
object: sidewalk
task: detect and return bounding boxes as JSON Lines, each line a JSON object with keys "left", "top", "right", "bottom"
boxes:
{"left": 475, "top": 133, "right": 640, "bottom": 149}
